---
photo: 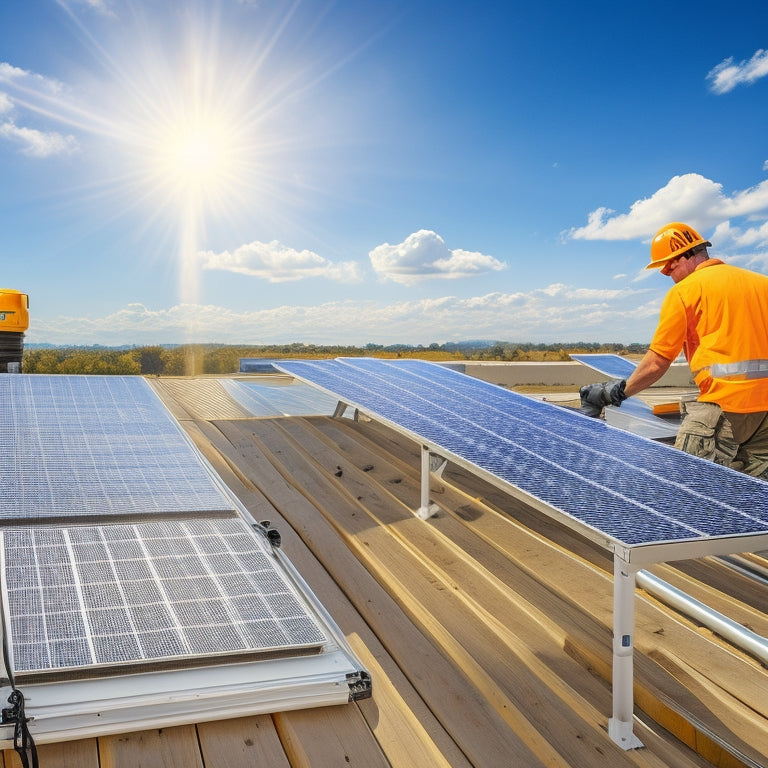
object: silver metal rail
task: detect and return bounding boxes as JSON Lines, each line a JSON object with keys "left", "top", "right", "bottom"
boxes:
{"left": 636, "top": 570, "right": 768, "bottom": 667}
{"left": 718, "top": 554, "right": 768, "bottom": 586}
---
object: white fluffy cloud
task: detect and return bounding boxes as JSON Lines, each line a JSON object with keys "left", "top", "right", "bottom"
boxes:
{"left": 28, "top": 285, "right": 656, "bottom": 347}
{"left": 0, "top": 63, "right": 79, "bottom": 157}
{"left": 0, "top": 62, "right": 65, "bottom": 95}
{"left": 369, "top": 230, "right": 506, "bottom": 285}
{"left": 198, "top": 241, "right": 362, "bottom": 283}
{"left": 707, "top": 49, "right": 768, "bottom": 94}
{"left": 566, "top": 173, "right": 768, "bottom": 243}
{"left": 0, "top": 121, "right": 79, "bottom": 157}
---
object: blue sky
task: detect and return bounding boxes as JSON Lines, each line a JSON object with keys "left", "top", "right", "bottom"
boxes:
{"left": 1, "top": 0, "right": 768, "bottom": 347}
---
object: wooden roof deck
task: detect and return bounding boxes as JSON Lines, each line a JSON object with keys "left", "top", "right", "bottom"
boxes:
{"left": 4, "top": 376, "right": 767, "bottom": 768}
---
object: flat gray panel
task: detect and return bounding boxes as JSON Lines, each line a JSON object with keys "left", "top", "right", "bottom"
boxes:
{"left": 2, "top": 518, "right": 327, "bottom": 677}
{"left": 222, "top": 379, "right": 339, "bottom": 417}
{"left": 275, "top": 358, "right": 768, "bottom": 550}
{"left": 0, "top": 376, "right": 235, "bottom": 520}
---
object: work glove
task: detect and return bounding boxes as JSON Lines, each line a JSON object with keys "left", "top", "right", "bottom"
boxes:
{"left": 579, "top": 379, "right": 627, "bottom": 417}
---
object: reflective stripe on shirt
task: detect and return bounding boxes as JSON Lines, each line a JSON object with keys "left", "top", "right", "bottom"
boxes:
{"left": 695, "top": 359, "right": 768, "bottom": 381}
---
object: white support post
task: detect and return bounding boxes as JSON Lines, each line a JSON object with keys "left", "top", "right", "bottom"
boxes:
{"left": 416, "top": 445, "right": 439, "bottom": 520}
{"left": 608, "top": 555, "right": 644, "bottom": 749}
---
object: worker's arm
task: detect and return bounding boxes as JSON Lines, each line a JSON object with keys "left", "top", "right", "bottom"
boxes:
{"left": 624, "top": 349, "right": 673, "bottom": 398}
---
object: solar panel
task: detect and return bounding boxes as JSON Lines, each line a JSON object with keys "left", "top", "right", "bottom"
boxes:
{"left": 0, "top": 376, "right": 235, "bottom": 521}
{"left": 1, "top": 517, "right": 327, "bottom": 679}
{"left": 0, "top": 374, "right": 370, "bottom": 741}
{"left": 275, "top": 358, "right": 768, "bottom": 555}
{"left": 569, "top": 353, "right": 639, "bottom": 380}
{"left": 239, "top": 358, "right": 279, "bottom": 373}
{"left": 221, "top": 379, "right": 339, "bottom": 417}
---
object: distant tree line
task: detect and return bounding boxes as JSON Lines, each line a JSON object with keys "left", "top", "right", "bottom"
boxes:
{"left": 21, "top": 341, "right": 649, "bottom": 376}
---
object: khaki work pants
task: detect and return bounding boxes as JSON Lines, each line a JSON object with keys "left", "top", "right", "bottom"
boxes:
{"left": 675, "top": 401, "right": 768, "bottom": 479}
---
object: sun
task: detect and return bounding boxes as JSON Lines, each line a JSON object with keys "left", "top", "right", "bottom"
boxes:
{"left": 153, "top": 114, "right": 240, "bottom": 197}
{"left": 135, "top": 90, "right": 248, "bottom": 222}
{"left": 8, "top": 1, "right": 344, "bottom": 310}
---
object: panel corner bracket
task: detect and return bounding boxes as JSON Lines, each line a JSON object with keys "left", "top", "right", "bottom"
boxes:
{"left": 347, "top": 670, "right": 372, "bottom": 701}
{"left": 332, "top": 401, "right": 349, "bottom": 419}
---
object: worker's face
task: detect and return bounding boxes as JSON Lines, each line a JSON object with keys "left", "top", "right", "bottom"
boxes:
{"left": 661, "top": 253, "right": 698, "bottom": 283}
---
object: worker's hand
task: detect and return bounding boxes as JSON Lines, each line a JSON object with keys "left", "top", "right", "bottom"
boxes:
{"left": 608, "top": 379, "right": 627, "bottom": 407}
{"left": 579, "top": 380, "right": 627, "bottom": 417}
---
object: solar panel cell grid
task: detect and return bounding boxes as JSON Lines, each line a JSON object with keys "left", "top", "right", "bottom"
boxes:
{"left": 0, "top": 376, "right": 235, "bottom": 521}
{"left": 387, "top": 359, "right": 768, "bottom": 514}
{"left": 274, "top": 358, "right": 768, "bottom": 550}
{"left": 1, "top": 518, "right": 327, "bottom": 677}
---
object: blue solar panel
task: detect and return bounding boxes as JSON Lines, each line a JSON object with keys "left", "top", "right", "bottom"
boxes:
{"left": 275, "top": 358, "right": 768, "bottom": 551}
{"left": 0, "top": 375, "right": 235, "bottom": 521}
{"left": 570, "top": 353, "right": 638, "bottom": 380}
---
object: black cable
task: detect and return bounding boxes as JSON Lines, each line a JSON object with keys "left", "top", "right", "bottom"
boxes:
{"left": 2, "top": 614, "right": 38, "bottom": 768}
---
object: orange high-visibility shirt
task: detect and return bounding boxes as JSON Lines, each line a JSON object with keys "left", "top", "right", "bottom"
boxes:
{"left": 650, "top": 259, "right": 768, "bottom": 413}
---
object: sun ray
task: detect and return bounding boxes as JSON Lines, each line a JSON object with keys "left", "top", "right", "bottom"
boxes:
{"left": 3, "top": 0, "right": 394, "bottom": 360}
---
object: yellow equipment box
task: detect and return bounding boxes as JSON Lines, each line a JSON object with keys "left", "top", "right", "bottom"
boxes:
{"left": 0, "top": 289, "right": 29, "bottom": 333}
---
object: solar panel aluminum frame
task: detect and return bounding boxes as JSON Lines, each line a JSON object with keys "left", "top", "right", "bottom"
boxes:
{"left": 275, "top": 358, "right": 768, "bottom": 751}
{"left": 0, "top": 518, "right": 371, "bottom": 747}
{"left": 0, "top": 650, "right": 368, "bottom": 746}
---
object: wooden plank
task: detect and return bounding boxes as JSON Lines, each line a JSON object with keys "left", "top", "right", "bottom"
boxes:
{"left": 98, "top": 726, "right": 203, "bottom": 768}
{"left": 646, "top": 649, "right": 768, "bottom": 767}
{"left": 146, "top": 378, "right": 196, "bottom": 421}
{"left": 197, "top": 715, "right": 290, "bottom": 768}
{"left": 3, "top": 739, "right": 99, "bottom": 768}
{"left": 273, "top": 705, "right": 389, "bottom": 768}
{"left": 662, "top": 558, "right": 768, "bottom": 637}
{"left": 181, "top": 418, "right": 279, "bottom": 522}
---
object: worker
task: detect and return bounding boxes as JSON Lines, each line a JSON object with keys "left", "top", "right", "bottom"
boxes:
{"left": 580, "top": 221, "right": 768, "bottom": 479}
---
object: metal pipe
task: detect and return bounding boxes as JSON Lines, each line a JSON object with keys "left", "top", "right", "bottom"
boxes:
{"left": 718, "top": 554, "right": 768, "bottom": 584}
{"left": 636, "top": 570, "right": 768, "bottom": 667}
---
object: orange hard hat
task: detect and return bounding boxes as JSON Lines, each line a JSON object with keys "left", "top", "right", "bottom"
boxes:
{"left": 646, "top": 222, "right": 711, "bottom": 270}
